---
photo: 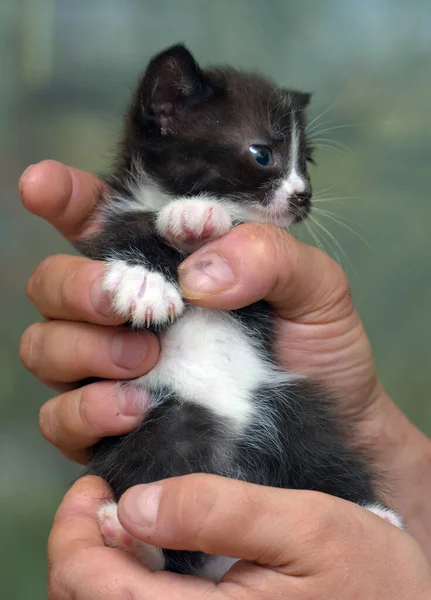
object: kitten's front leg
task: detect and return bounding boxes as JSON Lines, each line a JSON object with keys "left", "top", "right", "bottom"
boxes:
{"left": 156, "top": 195, "right": 233, "bottom": 251}
{"left": 90, "top": 196, "right": 233, "bottom": 328}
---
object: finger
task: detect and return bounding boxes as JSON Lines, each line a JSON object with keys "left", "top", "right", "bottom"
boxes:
{"left": 26, "top": 255, "right": 125, "bottom": 325}
{"left": 20, "top": 320, "right": 159, "bottom": 383}
{"left": 118, "top": 473, "right": 351, "bottom": 569}
{"left": 48, "top": 476, "right": 218, "bottom": 600}
{"left": 178, "top": 223, "right": 352, "bottom": 324}
{"left": 39, "top": 381, "right": 150, "bottom": 463}
{"left": 19, "top": 160, "right": 105, "bottom": 242}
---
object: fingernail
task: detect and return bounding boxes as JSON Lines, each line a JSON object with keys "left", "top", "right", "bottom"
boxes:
{"left": 91, "top": 277, "right": 113, "bottom": 316}
{"left": 178, "top": 251, "right": 235, "bottom": 299}
{"left": 122, "top": 484, "right": 162, "bottom": 528}
{"left": 117, "top": 385, "right": 149, "bottom": 417}
{"left": 111, "top": 331, "right": 149, "bottom": 369}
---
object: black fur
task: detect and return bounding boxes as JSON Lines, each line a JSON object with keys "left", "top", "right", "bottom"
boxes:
{"left": 76, "top": 44, "right": 392, "bottom": 577}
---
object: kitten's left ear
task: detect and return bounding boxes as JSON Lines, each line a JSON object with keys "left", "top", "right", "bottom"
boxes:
{"left": 140, "top": 44, "right": 218, "bottom": 133}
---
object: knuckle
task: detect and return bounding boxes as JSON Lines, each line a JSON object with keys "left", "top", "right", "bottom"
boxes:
{"left": 47, "top": 550, "right": 86, "bottom": 600}
{"left": 305, "top": 492, "right": 340, "bottom": 541}
{"left": 47, "top": 570, "right": 68, "bottom": 600}
{"left": 27, "top": 256, "right": 57, "bottom": 303}
{"left": 56, "top": 263, "right": 78, "bottom": 313}
{"left": 182, "top": 475, "right": 220, "bottom": 550}
{"left": 39, "top": 398, "right": 60, "bottom": 445}
{"left": 332, "top": 261, "right": 350, "bottom": 294}
{"left": 47, "top": 554, "right": 77, "bottom": 600}
{"left": 19, "top": 323, "right": 43, "bottom": 373}
{"left": 77, "top": 386, "right": 98, "bottom": 432}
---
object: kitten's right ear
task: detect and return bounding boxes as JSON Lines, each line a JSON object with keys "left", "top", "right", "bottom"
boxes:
{"left": 139, "top": 44, "right": 217, "bottom": 133}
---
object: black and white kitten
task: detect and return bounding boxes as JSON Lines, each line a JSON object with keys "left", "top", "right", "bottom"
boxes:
{"left": 76, "top": 44, "right": 402, "bottom": 581}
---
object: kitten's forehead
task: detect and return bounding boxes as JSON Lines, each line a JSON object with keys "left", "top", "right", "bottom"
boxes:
{"left": 205, "top": 68, "right": 303, "bottom": 138}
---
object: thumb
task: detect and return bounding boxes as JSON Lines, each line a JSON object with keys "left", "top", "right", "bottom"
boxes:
{"left": 178, "top": 223, "right": 352, "bottom": 323}
{"left": 117, "top": 473, "right": 342, "bottom": 569}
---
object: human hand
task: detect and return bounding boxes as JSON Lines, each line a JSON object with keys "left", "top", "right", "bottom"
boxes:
{"left": 20, "top": 161, "right": 431, "bottom": 555}
{"left": 20, "top": 160, "right": 381, "bottom": 456}
{"left": 19, "top": 161, "right": 161, "bottom": 463}
{"left": 47, "top": 474, "right": 431, "bottom": 599}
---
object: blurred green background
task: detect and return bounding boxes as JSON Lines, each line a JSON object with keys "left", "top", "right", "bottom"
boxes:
{"left": 1, "top": 0, "right": 430, "bottom": 597}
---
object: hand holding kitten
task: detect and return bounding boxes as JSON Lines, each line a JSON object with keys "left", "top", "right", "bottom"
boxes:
{"left": 47, "top": 474, "right": 431, "bottom": 599}
{"left": 20, "top": 160, "right": 431, "bottom": 558}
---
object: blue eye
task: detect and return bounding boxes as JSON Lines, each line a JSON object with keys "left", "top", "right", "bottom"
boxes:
{"left": 249, "top": 145, "right": 274, "bottom": 167}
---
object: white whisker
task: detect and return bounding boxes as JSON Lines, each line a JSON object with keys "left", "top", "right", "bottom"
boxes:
{"left": 308, "top": 212, "right": 356, "bottom": 273}
{"left": 312, "top": 207, "right": 375, "bottom": 252}
{"left": 310, "top": 138, "right": 352, "bottom": 153}
{"left": 305, "top": 100, "right": 340, "bottom": 133}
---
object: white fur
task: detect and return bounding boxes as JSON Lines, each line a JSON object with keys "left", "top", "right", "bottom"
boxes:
{"left": 102, "top": 261, "right": 184, "bottom": 327}
{"left": 105, "top": 165, "right": 299, "bottom": 232}
{"left": 267, "top": 120, "right": 306, "bottom": 220}
{"left": 363, "top": 503, "right": 404, "bottom": 529}
{"left": 98, "top": 501, "right": 165, "bottom": 570}
{"left": 282, "top": 171, "right": 306, "bottom": 197}
{"left": 130, "top": 180, "right": 170, "bottom": 212}
{"left": 287, "top": 116, "right": 305, "bottom": 191}
{"left": 127, "top": 159, "right": 172, "bottom": 211}
{"left": 273, "top": 118, "right": 306, "bottom": 204}
{"left": 102, "top": 192, "right": 293, "bottom": 428}
{"left": 156, "top": 196, "right": 233, "bottom": 251}
{"left": 132, "top": 307, "right": 290, "bottom": 428}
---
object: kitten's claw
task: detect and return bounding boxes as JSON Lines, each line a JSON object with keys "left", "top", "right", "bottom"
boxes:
{"left": 156, "top": 198, "right": 232, "bottom": 250}
{"left": 98, "top": 501, "right": 165, "bottom": 570}
{"left": 103, "top": 261, "right": 184, "bottom": 327}
{"left": 169, "top": 305, "right": 175, "bottom": 323}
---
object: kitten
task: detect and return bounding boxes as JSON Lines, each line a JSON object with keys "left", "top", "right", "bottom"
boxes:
{"left": 76, "top": 44, "right": 402, "bottom": 582}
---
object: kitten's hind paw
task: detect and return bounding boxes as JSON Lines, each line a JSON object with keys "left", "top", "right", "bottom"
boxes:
{"left": 98, "top": 501, "right": 165, "bottom": 570}
{"left": 102, "top": 260, "right": 184, "bottom": 328}
{"left": 363, "top": 503, "right": 404, "bottom": 529}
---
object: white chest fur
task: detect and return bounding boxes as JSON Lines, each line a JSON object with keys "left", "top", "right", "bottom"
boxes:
{"left": 133, "top": 307, "right": 278, "bottom": 428}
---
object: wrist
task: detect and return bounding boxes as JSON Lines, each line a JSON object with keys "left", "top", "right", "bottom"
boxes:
{"left": 362, "top": 386, "right": 430, "bottom": 472}
{"left": 360, "top": 386, "right": 431, "bottom": 559}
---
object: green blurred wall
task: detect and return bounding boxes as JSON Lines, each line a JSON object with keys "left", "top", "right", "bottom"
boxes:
{"left": 1, "top": 1, "right": 430, "bottom": 597}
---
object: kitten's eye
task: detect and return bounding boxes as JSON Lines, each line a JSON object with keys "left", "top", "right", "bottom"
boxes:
{"left": 249, "top": 145, "right": 274, "bottom": 167}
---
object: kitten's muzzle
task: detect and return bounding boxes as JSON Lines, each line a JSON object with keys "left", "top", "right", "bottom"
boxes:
{"left": 289, "top": 192, "right": 311, "bottom": 222}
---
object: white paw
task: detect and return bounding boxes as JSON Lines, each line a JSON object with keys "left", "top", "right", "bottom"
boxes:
{"left": 98, "top": 501, "right": 165, "bottom": 570}
{"left": 103, "top": 260, "right": 184, "bottom": 327}
{"left": 156, "top": 197, "right": 232, "bottom": 250}
{"left": 364, "top": 503, "right": 404, "bottom": 529}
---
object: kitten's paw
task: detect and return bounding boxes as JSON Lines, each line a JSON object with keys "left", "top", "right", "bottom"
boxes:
{"left": 98, "top": 501, "right": 165, "bottom": 570}
{"left": 103, "top": 260, "right": 184, "bottom": 327}
{"left": 156, "top": 198, "right": 232, "bottom": 250}
{"left": 363, "top": 503, "right": 404, "bottom": 529}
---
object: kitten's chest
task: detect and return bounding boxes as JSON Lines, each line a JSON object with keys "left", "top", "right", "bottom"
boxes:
{"left": 133, "top": 306, "right": 275, "bottom": 427}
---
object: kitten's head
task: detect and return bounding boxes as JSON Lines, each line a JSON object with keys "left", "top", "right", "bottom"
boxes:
{"left": 120, "top": 44, "right": 314, "bottom": 227}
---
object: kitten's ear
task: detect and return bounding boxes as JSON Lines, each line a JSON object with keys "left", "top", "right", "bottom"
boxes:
{"left": 294, "top": 91, "right": 312, "bottom": 108}
{"left": 140, "top": 44, "right": 216, "bottom": 132}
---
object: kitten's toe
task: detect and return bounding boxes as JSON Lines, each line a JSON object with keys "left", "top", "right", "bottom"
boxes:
{"left": 363, "top": 503, "right": 404, "bottom": 529}
{"left": 102, "top": 260, "right": 184, "bottom": 327}
{"left": 98, "top": 501, "right": 165, "bottom": 570}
